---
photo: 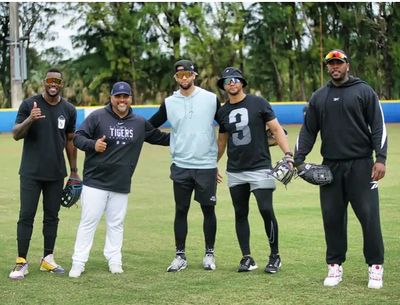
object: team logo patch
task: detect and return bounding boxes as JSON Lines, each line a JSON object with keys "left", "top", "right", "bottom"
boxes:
{"left": 58, "top": 115, "right": 66, "bottom": 129}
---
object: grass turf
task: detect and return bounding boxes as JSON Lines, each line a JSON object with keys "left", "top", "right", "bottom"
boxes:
{"left": 0, "top": 124, "right": 399, "bottom": 305}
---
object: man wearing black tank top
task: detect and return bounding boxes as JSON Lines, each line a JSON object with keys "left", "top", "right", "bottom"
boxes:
{"left": 217, "top": 67, "right": 293, "bottom": 274}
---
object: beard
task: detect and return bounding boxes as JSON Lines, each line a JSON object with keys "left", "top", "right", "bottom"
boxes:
{"left": 117, "top": 103, "right": 128, "bottom": 113}
{"left": 227, "top": 87, "right": 241, "bottom": 96}
{"left": 179, "top": 81, "right": 193, "bottom": 90}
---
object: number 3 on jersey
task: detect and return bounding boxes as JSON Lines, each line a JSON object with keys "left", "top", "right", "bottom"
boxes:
{"left": 229, "top": 108, "right": 251, "bottom": 146}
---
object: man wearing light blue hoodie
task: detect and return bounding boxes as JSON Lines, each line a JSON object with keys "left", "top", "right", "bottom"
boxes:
{"left": 149, "top": 60, "right": 220, "bottom": 272}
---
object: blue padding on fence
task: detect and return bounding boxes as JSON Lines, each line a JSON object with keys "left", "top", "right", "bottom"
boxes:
{"left": 381, "top": 103, "right": 400, "bottom": 123}
{"left": 1, "top": 101, "right": 400, "bottom": 133}
{"left": 0, "top": 110, "right": 16, "bottom": 133}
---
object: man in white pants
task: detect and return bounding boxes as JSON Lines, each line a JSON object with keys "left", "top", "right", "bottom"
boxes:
{"left": 69, "top": 82, "right": 169, "bottom": 278}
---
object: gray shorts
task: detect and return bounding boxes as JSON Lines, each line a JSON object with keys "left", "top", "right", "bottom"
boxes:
{"left": 227, "top": 169, "right": 276, "bottom": 191}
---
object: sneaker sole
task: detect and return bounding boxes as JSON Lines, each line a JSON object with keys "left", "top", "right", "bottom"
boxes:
{"left": 9, "top": 269, "right": 29, "bottom": 280}
{"left": 9, "top": 274, "right": 27, "bottom": 280}
{"left": 368, "top": 282, "right": 383, "bottom": 289}
{"left": 203, "top": 265, "right": 216, "bottom": 271}
{"left": 265, "top": 262, "right": 282, "bottom": 273}
{"left": 238, "top": 265, "right": 258, "bottom": 272}
{"left": 323, "top": 278, "right": 343, "bottom": 287}
{"left": 40, "top": 268, "right": 65, "bottom": 274}
{"left": 167, "top": 264, "right": 187, "bottom": 272}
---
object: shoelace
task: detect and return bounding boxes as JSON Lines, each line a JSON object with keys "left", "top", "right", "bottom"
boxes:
{"left": 328, "top": 268, "right": 340, "bottom": 277}
{"left": 14, "top": 264, "right": 26, "bottom": 271}
{"left": 369, "top": 269, "right": 382, "bottom": 280}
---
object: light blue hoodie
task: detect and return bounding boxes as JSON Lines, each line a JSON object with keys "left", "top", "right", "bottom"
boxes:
{"left": 165, "top": 86, "right": 218, "bottom": 169}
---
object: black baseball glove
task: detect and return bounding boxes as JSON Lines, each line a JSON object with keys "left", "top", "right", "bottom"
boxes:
{"left": 61, "top": 177, "right": 83, "bottom": 208}
{"left": 270, "top": 154, "right": 295, "bottom": 186}
{"left": 297, "top": 163, "right": 333, "bottom": 186}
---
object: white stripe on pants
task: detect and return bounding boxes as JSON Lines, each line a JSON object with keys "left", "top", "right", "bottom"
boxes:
{"left": 72, "top": 185, "right": 128, "bottom": 267}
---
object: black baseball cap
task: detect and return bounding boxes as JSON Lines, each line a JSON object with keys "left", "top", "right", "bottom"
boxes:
{"left": 174, "top": 59, "right": 197, "bottom": 74}
{"left": 324, "top": 49, "right": 348, "bottom": 63}
{"left": 217, "top": 67, "right": 248, "bottom": 90}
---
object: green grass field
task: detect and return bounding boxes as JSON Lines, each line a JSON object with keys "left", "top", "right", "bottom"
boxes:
{"left": 0, "top": 124, "right": 399, "bottom": 305}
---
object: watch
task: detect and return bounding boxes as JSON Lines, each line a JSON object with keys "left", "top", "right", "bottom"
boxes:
{"left": 70, "top": 167, "right": 78, "bottom": 173}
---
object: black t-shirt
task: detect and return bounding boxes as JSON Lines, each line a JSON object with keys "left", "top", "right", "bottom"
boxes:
{"left": 217, "top": 94, "right": 276, "bottom": 172}
{"left": 15, "top": 94, "right": 76, "bottom": 180}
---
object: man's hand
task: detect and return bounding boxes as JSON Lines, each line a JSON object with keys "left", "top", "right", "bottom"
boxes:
{"left": 371, "top": 162, "right": 385, "bottom": 181}
{"left": 217, "top": 169, "right": 223, "bottom": 184}
{"left": 95, "top": 135, "right": 107, "bottom": 152}
{"left": 29, "top": 101, "right": 46, "bottom": 122}
{"left": 70, "top": 171, "right": 81, "bottom": 180}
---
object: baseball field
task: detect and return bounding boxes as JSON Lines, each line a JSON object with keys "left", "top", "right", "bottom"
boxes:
{"left": 0, "top": 124, "right": 399, "bottom": 305}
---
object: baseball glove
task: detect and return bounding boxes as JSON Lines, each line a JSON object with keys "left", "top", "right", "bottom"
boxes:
{"left": 270, "top": 155, "right": 295, "bottom": 186}
{"left": 297, "top": 163, "right": 333, "bottom": 186}
{"left": 61, "top": 177, "right": 83, "bottom": 208}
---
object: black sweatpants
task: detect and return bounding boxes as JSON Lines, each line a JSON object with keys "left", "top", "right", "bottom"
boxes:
{"left": 17, "top": 176, "right": 64, "bottom": 258}
{"left": 321, "top": 158, "right": 384, "bottom": 265}
{"left": 229, "top": 184, "right": 278, "bottom": 257}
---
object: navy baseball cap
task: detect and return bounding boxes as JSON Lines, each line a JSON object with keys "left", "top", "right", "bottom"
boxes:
{"left": 217, "top": 67, "right": 248, "bottom": 90}
{"left": 111, "top": 81, "right": 132, "bottom": 96}
{"left": 174, "top": 59, "right": 197, "bottom": 74}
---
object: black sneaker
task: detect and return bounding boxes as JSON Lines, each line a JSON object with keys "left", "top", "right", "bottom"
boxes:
{"left": 237, "top": 255, "right": 258, "bottom": 272}
{"left": 264, "top": 254, "right": 281, "bottom": 273}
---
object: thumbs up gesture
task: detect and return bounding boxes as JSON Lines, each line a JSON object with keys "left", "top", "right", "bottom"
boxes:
{"left": 95, "top": 135, "right": 107, "bottom": 152}
{"left": 29, "top": 101, "right": 46, "bottom": 122}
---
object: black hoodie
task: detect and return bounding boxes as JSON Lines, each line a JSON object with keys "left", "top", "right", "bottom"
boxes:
{"left": 294, "top": 76, "right": 387, "bottom": 165}
{"left": 74, "top": 104, "right": 169, "bottom": 193}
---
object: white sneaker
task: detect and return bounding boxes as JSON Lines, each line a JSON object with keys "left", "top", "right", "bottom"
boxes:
{"left": 9, "top": 257, "right": 29, "bottom": 280}
{"left": 69, "top": 263, "right": 85, "bottom": 278}
{"left": 323, "top": 264, "right": 343, "bottom": 287}
{"left": 109, "top": 264, "right": 124, "bottom": 274}
{"left": 40, "top": 254, "right": 65, "bottom": 274}
{"left": 368, "top": 264, "right": 383, "bottom": 289}
{"left": 203, "top": 253, "right": 216, "bottom": 270}
{"left": 167, "top": 255, "right": 188, "bottom": 272}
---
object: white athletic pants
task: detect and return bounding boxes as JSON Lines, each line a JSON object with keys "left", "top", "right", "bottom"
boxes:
{"left": 71, "top": 185, "right": 128, "bottom": 267}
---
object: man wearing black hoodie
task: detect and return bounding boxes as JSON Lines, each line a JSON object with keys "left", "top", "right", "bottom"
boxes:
{"left": 69, "top": 81, "right": 169, "bottom": 278}
{"left": 294, "top": 49, "right": 387, "bottom": 289}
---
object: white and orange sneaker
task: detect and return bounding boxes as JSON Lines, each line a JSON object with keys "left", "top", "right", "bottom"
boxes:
{"left": 323, "top": 264, "right": 343, "bottom": 287}
{"left": 368, "top": 264, "right": 383, "bottom": 289}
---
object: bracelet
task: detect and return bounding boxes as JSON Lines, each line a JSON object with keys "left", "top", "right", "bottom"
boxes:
{"left": 284, "top": 152, "right": 293, "bottom": 157}
{"left": 70, "top": 167, "right": 78, "bottom": 173}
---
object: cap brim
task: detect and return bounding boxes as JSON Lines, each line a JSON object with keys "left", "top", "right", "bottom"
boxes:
{"left": 112, "top": 91, "right": 131, "bottom": 96}
{"left": 326, "top": 58, "right": 347, "bottom": 63}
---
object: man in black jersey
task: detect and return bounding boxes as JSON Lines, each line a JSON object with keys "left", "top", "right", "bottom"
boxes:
{"left": 217, "top": 67, "right": 293, "bottom": 273}
{"left": 10, "top": 68, "right": 79, "bottom": 280}
{"left": 294, "top": 49, "right": 387, "bottom": 289}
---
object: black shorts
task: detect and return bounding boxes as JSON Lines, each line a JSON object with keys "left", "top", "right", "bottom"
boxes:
{"left": 170, "top": 163, "right": 217, "bottom": 206}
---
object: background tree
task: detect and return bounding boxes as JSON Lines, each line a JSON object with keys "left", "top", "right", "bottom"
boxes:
{"left": 2, "top": 2, "right": 400, "bottom": 108}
